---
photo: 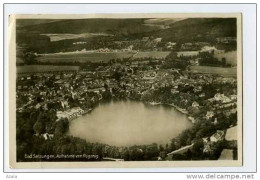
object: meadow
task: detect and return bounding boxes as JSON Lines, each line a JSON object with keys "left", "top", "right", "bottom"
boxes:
{"left": 190, "top": 65, "right": 237, "bottom": 77}
{"left": 42, "top": 33, "right": 112, "bottom": 42}
{"left": 36, "top": 52, "right": 136, "bottom": 63}
{"left": 36, "top": 51, "right": 170, "bottom": 63}
{"left": 132, "top": 51, "right": 171, "bottom": 59}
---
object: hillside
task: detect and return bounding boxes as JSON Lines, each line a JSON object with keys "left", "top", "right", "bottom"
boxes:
{"left": 16, "top": 18, "right": 237, "bottom": 54}
{"left": 132, "top": 18, "right": 237, "bottom": 42}
{"left": 17, "top": 19, "right": 163, "bottom": 36}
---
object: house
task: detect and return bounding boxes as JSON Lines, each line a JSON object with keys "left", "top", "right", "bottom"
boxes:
{"left": 214, "top": 93, "right": 222, "bottom": 101}
{"left": 200, "top": 46, "right": 217, "bottom": 53}
{"left": 193, "top": 86, "right": 202, "bottom": 93}
{"left": 153, "top": 37, "right": 162, "bottom": 43}
{"left": 61, "top": 100, "right": 69, "bottom": 109}
{"left": 55, "top": 75, "right": 61, "bottom": 80}
{"left": 206, "top": 111, "right": 214, "bottom": 119}
{"left": 210, "top": 130, "right": 225, "bottom": 142}
{"left": 88, "top": 87, "right": 105, "bottom": 93}
{"left": 216, "top": 37, "right": 236, "bottom": 44}
{"left": 202, "top": 137, "right": 210, "bottom": 144}
{"left": 214, "top": 93, "right": 231, "bottom": 103}
{"left": 177, "top": 51, "right": 200, "bottom": 57}
{"left": 190, "top": 59, "right": 200, "bottom": 66}
{"left": 167, "top": 42, "right": 176, "bottom": 46}
{"left": 35, "top": 103, "right": 41, "bottom": 109}
{"left": 213, "top": 118, "right": 218, "bottom": 125}
{"left": 171, "top": 89, "right": 179, "bottom": 94}
{"left": 230, "top": 95, "right": 237, "bottom": 101}
{"left": 188, "top": 116, "right": 196, "bottom": 123}
{"left": 192, "top": 101, "right": 199, "bottom": 108}
{"left": 202, "top": 137, "right": 213, "bottom": 153}
{"left": 181, "top": 43, "right": 193, "bottom": 50}
{"left": 199, "top": 93, "right": 205, "bottom": 98}
{"left": 166, "top": 42, "right": 176, "bottom": 50}
{"left": 42, "top": 133, "right": 54, "bottom": 140}
{"left": 222, "top": 96, "right": 232, "bottom": 103}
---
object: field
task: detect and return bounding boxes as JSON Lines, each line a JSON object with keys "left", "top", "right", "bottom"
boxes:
{"left": 190, "top": 66, "right": 237, "bottom": 77}
{"left": 214, "top": 51, "right": 237, "bottom": 66}
{"left": 42, "top": 33, "right": 112, "bottom": 42}
{"left": 17, "top": 65, "right": 80, "bottom": 73}
{"left": 132, "top": 51, "right": 171, "bottom": 59}
{"left": 36, "top": 52, "right": 136, "bottom": 63}
{"left": 36, "top": 51, "right": 170, "bottom": 63}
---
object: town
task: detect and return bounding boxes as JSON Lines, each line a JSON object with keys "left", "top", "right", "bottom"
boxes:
{"left": 16, "top": 42, "right": 238, "bottom": 162}
{"left": 16, "top": 17, "right": 238, "bottom": 162}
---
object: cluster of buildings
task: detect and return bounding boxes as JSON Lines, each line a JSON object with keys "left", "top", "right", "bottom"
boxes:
{"left": 56, "top": 107, "right": 88, "bottom": 121}
{"left": 16, "top": 42, "right": 238, "bottom": 160}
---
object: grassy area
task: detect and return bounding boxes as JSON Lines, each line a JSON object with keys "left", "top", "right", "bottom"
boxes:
{"left": 42, "top": 33, "right": 112, "bottom": 42}
{"left": 36, "top": 51, "right": 170, "bottom": 63}
{"left": 17, "top": 65, "right": 80, "bottom": 73}
{"left": 36, "top": 52, "right": 135, "bottom": 63}
{"left": 133, "top": 51, "right": 171, "bottom": 59}
{"left": 190, "top": 66, "right": 237, "bottom": 77}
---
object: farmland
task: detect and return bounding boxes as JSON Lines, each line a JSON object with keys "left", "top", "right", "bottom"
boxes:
{"left": 36, "top": 51, "right": 170, "bottom": 64}
{"left": 17, "top": 65, "right": 80, "bottom": 73}
{"left": 132, "top": 51, "right": 171, "bottom": 59}
{"left": 190, "top": 65, "right": 237, "bottom": 77}
{"left": 36, "top": 52, "right": 136, "bottom": 63}
{"left": 42, "top": 33, "right": 112, "bottom": 42}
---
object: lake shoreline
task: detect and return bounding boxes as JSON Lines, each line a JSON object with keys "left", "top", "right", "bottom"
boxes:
{"left": 68, "top": 98, "right": 192, "bottom": 147}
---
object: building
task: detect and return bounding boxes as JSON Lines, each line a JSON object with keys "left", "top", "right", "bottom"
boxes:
{"left": 177, "top": 51, "right": 200, "bottom": 57}
{"left": 42, "top": 133, "right": 54, "bottom": 140}
{"left": 210, "top": 130, "right": 225, "bottom": 142}
{"left": 153, "top": 37, "right": 162, "bottom": 43}
{"left": 190, "top": 59, "right": 200, "bottom": 66}
{"left": 206, "top": 111, "right": 214, "bottom": 119}
{"left": 192, "top": 101, "right": 199, "bottom": 108}
{"left": 216, "top": 37, "right": 236, "bottom": 44}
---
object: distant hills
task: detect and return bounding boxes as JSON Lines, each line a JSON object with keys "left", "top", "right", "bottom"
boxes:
{"left": 16, "top": 18, "right": 237, "bottom": 54}
{"left": 17, "top": 19, "right": 164, "bottom": 36}
{"left": 17, "top": 18, "right": 237, "bottom": 41}
{"left": 133, "top": 18, "right": 237, "bottom": 42}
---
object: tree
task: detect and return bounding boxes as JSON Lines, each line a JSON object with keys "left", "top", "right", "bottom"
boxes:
{"left": 122, "top": 149, "right": 130, "bottom": 161}
{"left": 112, "top": 70, "right": 123, "bottom": 82}
{"left": 54, "top": 119, "right": 69, "bottom": 137}
{"left": 23, "top": 52, "right": 37, "bottom": 65}
{"left": 191, "top": 140, "right": 204, "bottom": 160}
{"left": 33, "top": 120, "right": 45, "bottom": 135}
{"left": 221, "top": 57, "right": 227, "bottom": 66}
{"left": 165, "top": 51, "right": 178, "bottom": 60}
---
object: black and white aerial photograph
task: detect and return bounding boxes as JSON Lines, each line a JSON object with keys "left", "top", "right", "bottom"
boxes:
{"left": 10, "top": 13, "right": 242, "bottom": 168}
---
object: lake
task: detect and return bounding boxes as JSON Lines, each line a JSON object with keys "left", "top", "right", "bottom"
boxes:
{"left": 69, "top": 100, "right": 192, "bottom": 147}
